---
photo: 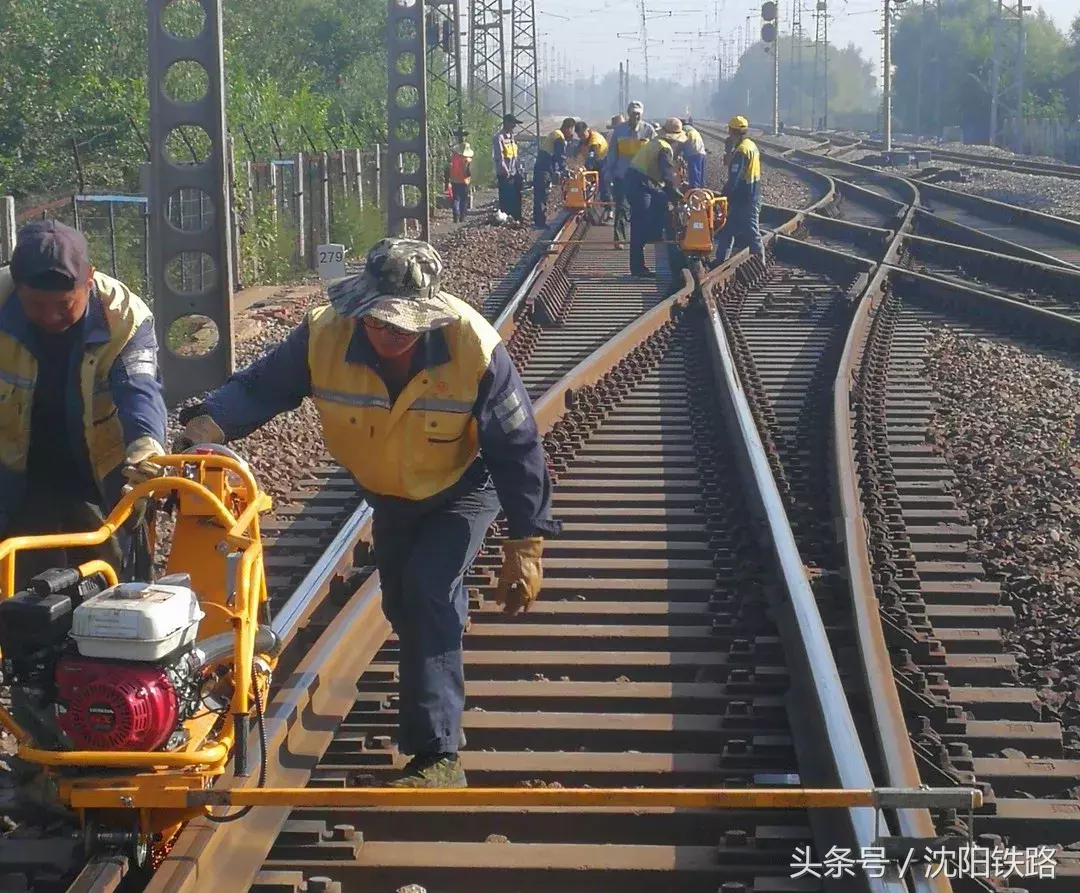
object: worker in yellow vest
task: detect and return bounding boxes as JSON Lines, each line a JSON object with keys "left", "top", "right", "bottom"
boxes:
{"left": 175, "top": 237, "right": 559, "bottom": 789}
{"left": 572, "top": 121, "right": 611, "bottom": 222}
{"left": 0, "top": 220, "right": 167, "bottom": 589}
{"left": 603, "top": 101, "right": 656, "bottom": 250}
{"left": 444, "top": 140, "right": 474, "bottom": 223}
{"left": 533, "top": 117, "right": 576, "bottom": 228}
{"left": 716, "top": 115, "right": 764, "bottom": 264}
{"left": 625, "top": 118, "right": 689, "bottom": 281}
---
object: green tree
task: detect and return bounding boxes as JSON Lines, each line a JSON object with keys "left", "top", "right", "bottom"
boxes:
{"left": 890, "top": 0, "right": 1068, "bottom": 139}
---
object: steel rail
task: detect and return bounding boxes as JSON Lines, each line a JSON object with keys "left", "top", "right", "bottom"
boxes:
{"left": 690, "top": 141, "right": 956, "bottom": 893}
{"left": 702, "top": 257, "right": 909, "bottom": 893}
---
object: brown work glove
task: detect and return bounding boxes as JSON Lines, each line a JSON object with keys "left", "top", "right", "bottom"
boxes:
{"left": 494, "top": 537, "right": 544, "bottom": 615}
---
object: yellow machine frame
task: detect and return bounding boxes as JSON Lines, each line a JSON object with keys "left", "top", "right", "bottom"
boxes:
{"left": 0, "top": 453, "right": 277, "bottom": 847}
{"left": 675, "top": 187, "right": 729, "bottom": 255}
{"left": 562, "top": 168, "right": 600, "bottom": 211}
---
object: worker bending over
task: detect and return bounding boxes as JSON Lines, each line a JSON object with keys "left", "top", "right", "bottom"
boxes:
{"left": 493, "top": 114, "right": 524, "bottom": 222}
{"left": 604, "top": 102, "right": 655, "bottom": 250}
{"left": 573, "top": 121, "right": 610, "bottom": 222}
{"left": 625, "top": 117, "right": 688, "bottom": 281}
{"left": 533, "top": 117, "right": 576, "bottom": 228}
{"left": 716, "top": 115, "right": 764, "bottom": 264}
{"left": 0, "top": 220, "right": 167, "bottom": 589}
{"left": 682, "top": 121, "right": 707, "bottom": 188}
{"left": 175, "top": 238, "right": 559, "bottom": 788}
{"left": 445, "top": 140, "right": 474, "bottom": 224}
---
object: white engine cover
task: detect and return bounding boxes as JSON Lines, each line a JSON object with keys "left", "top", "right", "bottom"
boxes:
{"left": 71, "top": 582, "right": 205, "bottom": 661}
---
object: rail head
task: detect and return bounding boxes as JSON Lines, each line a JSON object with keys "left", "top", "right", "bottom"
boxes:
{"left": 832, "top": 202, "right": 955, "bottom": 893}
{"left": 700, "top": 259, "right": 907, "bottom": 893}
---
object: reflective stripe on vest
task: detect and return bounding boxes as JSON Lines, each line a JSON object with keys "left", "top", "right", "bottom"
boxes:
{"left": 449, "top": 153, "right": 471, "bottom": 184}
{"left": 0, "top": 269, "right": 151, "bottom": 486}
{"left": 307, "top": 294, "right": 502, "bottom": 501}
{"left": 629, "top": 138, "right": 674, "bottom": 183}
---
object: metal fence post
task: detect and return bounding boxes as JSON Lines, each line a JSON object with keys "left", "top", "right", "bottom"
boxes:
{"left": 374, "top": 144, "right": 383, "bottom": 210}
{"left": 339, "top": 149, "right": 349, "bottom": 200}
{"left": 353, "top": 149, "right": 364, "bottom": 212}
{"left": 294, "top": 153, "right": 306, "bottom": 267}
{"left": 319, "top": 151, "right": 331, "bottom": 245}
{"left": 269, "top": 162, "right": 280, "bottom": 226}
{"left": 227, "top": 136, "right": 242, "bottom": 290}
{"left": 245, "top": 159, "right": 258, "bottom": 281}
{"left": 2, "top": 196, "right": 15, "bottom": 263}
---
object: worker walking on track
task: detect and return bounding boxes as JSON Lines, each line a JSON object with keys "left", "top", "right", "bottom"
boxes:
{"left": 493, "top": 114, "right": 524, "bottom": 222}
{"left": 682, "top": 120, "right": 707, "bottom": 189}
{"left": 175, "top": 237, "right": 559, "bottom": 789}
{"left": 625, "top": 117, "right": 689, "bottom": 281}
{"left": 604, "top": 102, "right": 655, "bottom": 250}
{"left": 445, "top": 140, "right": 474, "bottom": 224}
{"left": 573, "top": 120, "right": 610, "bottom": 222}
{"left": 533, "top": 117, "right": 576, "bottom": 228}
{"left": 715, "top": 115, "right": 765, "bottom": 265}
{"left": 0, "top": 220, "right": 167, "bottom": 589}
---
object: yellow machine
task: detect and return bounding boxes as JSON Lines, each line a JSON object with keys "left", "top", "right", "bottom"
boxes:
{"left": 0, "top": 448, "right": 279, "bottom": 865}
{"left": 674, "top": 188, "right": 729, "bottom": 256}
{"left": 562, "top": 167, "right": 599, "bottom": 211}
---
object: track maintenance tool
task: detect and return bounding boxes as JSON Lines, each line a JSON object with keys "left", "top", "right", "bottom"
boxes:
{"left": 0, "top": 447, "right": 983, "bottom": 872}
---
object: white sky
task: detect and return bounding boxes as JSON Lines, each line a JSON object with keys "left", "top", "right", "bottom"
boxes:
{"left": 535, "top": 0, "right": 1080, "bottom": 87}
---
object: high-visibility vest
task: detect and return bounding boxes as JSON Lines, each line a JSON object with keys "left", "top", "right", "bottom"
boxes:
{"left": 617, "top": 134, "right": 649, "bottom": 158}
{"left": 0, "top": 269, "right": 151, "bottom": 487}
{"left": 684, "top": 126, "right": 706, "bottom": 156}
{"left": 630, "top": 137, "right": 676, "bottom": 183}
{"left": 539, "top": 130, "right": 565, "bottom": 155}
{"left": 731, "top": 137, "right": 761, "bottom": 184}
{"left": 307, "top": 295, "right": 502, "bottom": 501}
{"left": 578, "top": 131, "right": 609, "bottom": 161}
{"left": 449, "top": 152, "right": 471, "bottom": 184}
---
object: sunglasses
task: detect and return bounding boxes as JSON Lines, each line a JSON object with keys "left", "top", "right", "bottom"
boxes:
{"left": 363, "top": 316, "right": 417, "bottom": 337}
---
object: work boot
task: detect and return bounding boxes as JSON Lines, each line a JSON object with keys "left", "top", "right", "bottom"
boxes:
{"left": 631, "top": 267, "right": 655, "bottom": 278}
{"left": 388, "top": 753, "right": 467, "bottom": 788}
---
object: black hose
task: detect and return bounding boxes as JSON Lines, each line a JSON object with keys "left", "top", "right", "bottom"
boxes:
{"left": 205, "top": 660, "right": 268, "bottom": 823}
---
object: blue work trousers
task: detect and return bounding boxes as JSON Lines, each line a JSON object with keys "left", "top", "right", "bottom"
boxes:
{"left": 611, "top": 177, "right": 631, "bottom": 244}
{"left": 686, "top": 154, "right": 706, "bottom": 189}
{"left": 716, "top": 196, "right": 765, "bottom": 264}
{"left": 533, "top": 168, "right": 553, "bottom": 226}
{"left": 450, "top": 183, "right": 470, "bottom": 223}
{"left": 373, "top": 479, "right": 501, "bottom": 756}
{"left": 627, "top": 171, "right": 678, "bottom": 275}
{"left": 497, "top": 174, "right": 523, "bottom": 221}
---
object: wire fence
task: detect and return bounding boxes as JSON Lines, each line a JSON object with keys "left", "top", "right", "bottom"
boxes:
{"left": 2, "top": 145, "right": 390, "bottom": 306}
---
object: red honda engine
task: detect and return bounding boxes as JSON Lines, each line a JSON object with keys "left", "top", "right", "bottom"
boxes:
{"left": 56, "top": 658, "right": 179, "bottom": 751}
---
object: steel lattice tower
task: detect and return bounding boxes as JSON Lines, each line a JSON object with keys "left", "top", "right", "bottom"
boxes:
{"left": 427, "top": 0, "right": 465, "bottom": 138}
{"left": 469, "top": 0, "right": 507, "bottom": 119}
{"left": 509, "top": 0, "right": 541, "bottom": 163}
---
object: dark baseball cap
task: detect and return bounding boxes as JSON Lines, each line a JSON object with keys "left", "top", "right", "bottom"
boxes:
{"left": 502, "top": 114, "right": 523, "bottom": 126}
{"left": 10, "top": 220, "right": 90, "bottom": 287}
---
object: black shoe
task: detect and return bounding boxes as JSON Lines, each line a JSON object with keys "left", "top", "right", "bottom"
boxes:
{"left": 631, "top": 267, "right": 656, "bottom": 278}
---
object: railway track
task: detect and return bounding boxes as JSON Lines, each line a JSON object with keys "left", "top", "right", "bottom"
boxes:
{"left": 10, "top": 132, "right": 1078, "bottom": 893}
